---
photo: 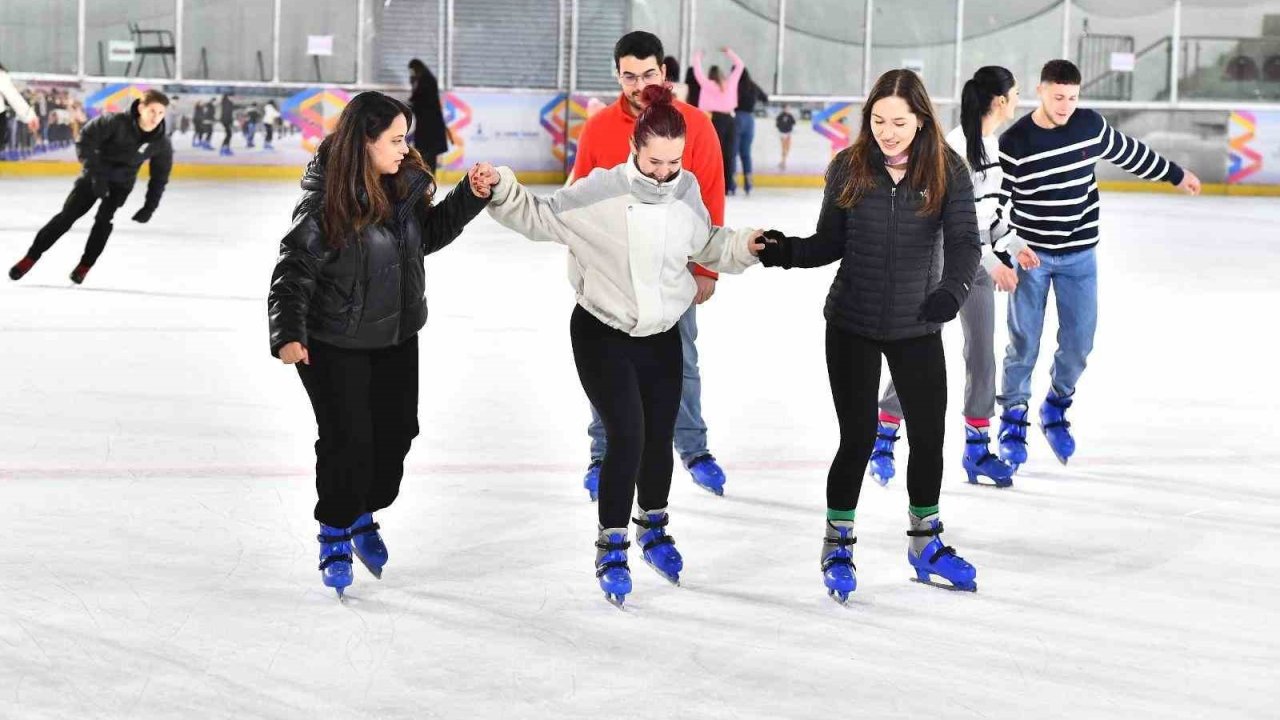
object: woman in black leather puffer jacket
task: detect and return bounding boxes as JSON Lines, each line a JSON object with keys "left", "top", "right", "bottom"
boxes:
{"left": 758, "top": 70, "right": 982, "bottom": 600}
{"left": 267, "top": 91, "right": 491, "bottom": 596}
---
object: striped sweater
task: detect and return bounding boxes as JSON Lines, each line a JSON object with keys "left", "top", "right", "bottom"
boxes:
{"left": 996, "top": 108, "right": 1184, "bottom": 254}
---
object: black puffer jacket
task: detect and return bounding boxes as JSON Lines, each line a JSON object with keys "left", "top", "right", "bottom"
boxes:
{"left": 267, "top": 158, "right": 488, "bottom": 356}
{"left": 76, "top": 99, "right": 173, "bottom": 209}
{"left": 763, "top": 147, "right": 980, "bottom": 341}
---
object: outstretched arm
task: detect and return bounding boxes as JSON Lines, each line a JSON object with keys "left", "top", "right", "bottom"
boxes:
{"left": 1099, "top": 119, "right": 1200, "bottom": 194}
{"left": 486, "top": 166, "right": 590, "bottom": 250}
{"left": 691, "top": 50, "right": 709, "bottom": 86}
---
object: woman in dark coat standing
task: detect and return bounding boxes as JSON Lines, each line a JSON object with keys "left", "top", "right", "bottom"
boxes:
{"left": 757, "top": 70, "right": 981, "bottom": 602}
{"left": 408, "top": 59, "right": 448, "bottom": 173}
{"left": 268, "top": 91, "right": 492, "bottom": 597}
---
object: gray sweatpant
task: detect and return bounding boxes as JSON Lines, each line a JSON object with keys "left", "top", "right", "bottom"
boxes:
{"left": 881, "top": 265, "right": 996, "bottom": 421}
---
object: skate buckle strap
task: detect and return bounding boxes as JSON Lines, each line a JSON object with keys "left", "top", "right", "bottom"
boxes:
{"left": 318, "top": 553, "right": 352, "bottom": 570}
{"left": 317, "top": 531, "right": 351, "bottom": 543}
{"left": 870, "top": 448, "right": 895, "bottom": 459}
{"left": 595, "top": 559, "right": 630, "bottom": 577}
{"left": 1000, "top": 414, "right": 1030, "bottom": 427}
{"left": 966, "top": 437, "right": 991, "bottom": 445}
{"left": 595, "top": 539, "right": 631, "bottom": 552}
{"left": 821, "top": 549, "right": 856, "bottom": 572}
{"left": 1044, "top": 419, "right": 1072, "bottom": 429}
{"left": 876, "top": 432, "right": 900, "bottom": 442}
{"left": 1047, "top": 395, "right": 1073, "bottom": 409}
{"left": 825, "top": 534, "right": 858, "bottom": 548}
{"left": 928, "top": 545, "right": 958, "bottom": 564}
{"left": 640, "top": 534, "right": 676, "bottom": 552}
{"left": 349, "top": 522, "right": 381, "bottom": 537}
{"left": 906, "top": 522, "right": 944, "bottom": 538}
{"left": 632, "top": 514, "right": 669, "bottom": 529}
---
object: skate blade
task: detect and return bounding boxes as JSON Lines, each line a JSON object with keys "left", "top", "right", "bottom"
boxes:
{"left": 644, "top": 561, "right": 681, "bottom": 586}
{"left": 827, "top": 589, "right": 852, "bottom": 605}
{"left": 354, "top": 553, "right": 384, "bottom": 580}
{"left": 604, "top": 592, "right": 628, "bottom": 608}
{"left": 868, "top": 471, "right": 890, "bottom": 488}
{"left": 911, "top": 576, "right": 977, "bottom": 593}
{"left": 693, "top": 482, "right": 725, "bottom": 497}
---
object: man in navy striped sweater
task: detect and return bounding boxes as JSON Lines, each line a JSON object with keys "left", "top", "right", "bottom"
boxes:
{"left": 993, "top": 59, "right": 1201, "bottom": 468}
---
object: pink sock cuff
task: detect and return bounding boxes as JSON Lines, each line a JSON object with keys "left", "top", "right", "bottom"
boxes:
{"left": 964, "top": 416, "right": 991, "bottom": 428}
{"left": 878, "top": 411, "right": 901, "bottom": 425}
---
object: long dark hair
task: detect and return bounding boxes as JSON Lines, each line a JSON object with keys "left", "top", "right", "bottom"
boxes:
{"left": 708, "top": 65, "right": 724, "bottom": 89}
{"left": 318, "top": 91, "right": 433, "bottom": 249}
{"left": 960, "top": 66, "right": 1015, "bottom": 173}
{"left": 838, "top": 69, "right": 948, "bottom": 217}
{"left": 408, "top": 58, "right": 430, "bottom": 85}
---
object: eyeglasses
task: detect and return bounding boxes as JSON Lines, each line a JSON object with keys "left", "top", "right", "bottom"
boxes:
{"left": 619, "top": 70, "right": 662, "bottom": 86}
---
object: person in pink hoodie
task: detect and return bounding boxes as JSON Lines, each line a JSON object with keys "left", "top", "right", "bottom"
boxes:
{"left": 692, "top": 47, "right": 743, "bottom": 194}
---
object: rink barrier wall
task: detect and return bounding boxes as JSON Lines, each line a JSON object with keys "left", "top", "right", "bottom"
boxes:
{"left": 2, "top": 161, "right": 1278, "bottom": 196}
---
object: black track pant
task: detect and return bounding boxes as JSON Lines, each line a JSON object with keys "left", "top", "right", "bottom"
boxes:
{"left": 570, "top": 305, "right": 682, "bottom": 530}
{"left": 27, "top": 175, "right": 134, "bottom": 267}
{"left": 296, "top": 335, "right": 420, "bottom": 528}
{"left": 710, "top": 111, "right": 737, "bottom": 194}
{"left": 825, "top": 324, "right": 947, "bottom": 511}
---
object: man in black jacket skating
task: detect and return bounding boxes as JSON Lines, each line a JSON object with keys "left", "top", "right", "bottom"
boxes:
{"left": 9, "top": 89, "right": 174, "bottom": 284}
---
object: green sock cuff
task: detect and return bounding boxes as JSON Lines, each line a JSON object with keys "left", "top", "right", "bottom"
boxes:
{"left": 826, "top": 508, "right": 856, "bottom": 522}
{"left": 909, "top": 504, "right": 939, "bottom": 519}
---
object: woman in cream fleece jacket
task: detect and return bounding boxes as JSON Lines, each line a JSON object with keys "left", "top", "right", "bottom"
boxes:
{"left": 485, "top": 85, "right": 762, "bottom": 605}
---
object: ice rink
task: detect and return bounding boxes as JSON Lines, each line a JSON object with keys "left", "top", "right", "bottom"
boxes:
{"left": 1, "top": 176, "right": 1277, "bottom": 719}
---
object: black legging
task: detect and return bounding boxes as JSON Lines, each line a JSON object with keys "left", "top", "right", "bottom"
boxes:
{"left": 710, "top": 111, "right": 737, "bottom": 195}
{"left": 825, "top": 324, "right": 947, "bottom": 511}
{"left": 221, "top": 121, "right": 233, "bottom": 148}
{"left": 570, "top": 304, "right": 682, "bottom": 530}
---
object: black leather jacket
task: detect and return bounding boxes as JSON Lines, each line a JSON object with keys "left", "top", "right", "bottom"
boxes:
{"left": 268, "top": 158, "right": 488, "bottom": 356}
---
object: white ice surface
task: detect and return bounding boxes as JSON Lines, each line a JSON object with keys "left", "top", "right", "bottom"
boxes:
{"left": 1, "top": 177, "right": 1277, "bottom": 719}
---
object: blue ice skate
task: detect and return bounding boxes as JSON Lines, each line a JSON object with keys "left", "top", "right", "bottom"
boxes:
{"left": 820, "top": 521, "right": 857, "bottom": 604}
{"left": 317, "top": 524, "right": 354, "bottom": 597}
{"left": 595, "top": 530, "right": 632, "bottom": 607}
{"left": 998, "top": 404, "right": 1030, "bottom": 467}
{"left": 687, "top": 454, "right": 726, "bottom": 496}
{"left": 583, "top": 460, "right": 601, "bottom": 502}
{"left": 634, "top": 510, "right": 683, "bottom": 585}
{"left": 962, "top": 426, "right": 1014, "bottom": 487}
{"left": 867, "top": 421, "right": 900, "bottom": 486}
{"left": 348, "top": 512, "right": 388, "bottom": 579}
{"left": 1039, "top": 390, "right": 1076, "bottom": 465}
{"left": 907, "top": 517, "right": 976, "bottom": 592}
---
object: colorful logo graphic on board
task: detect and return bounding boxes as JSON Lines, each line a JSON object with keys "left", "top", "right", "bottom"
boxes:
{"left": 84, "top": 84, "right": 147, "bottom": 118}
{"left": 281, "top": 87, "right": 351, "bottom": 153}
{"left": 812, "top": 102, "right": 854, "bottom": 155}
{"left": 539, "top": 94, "right": 592, "bottom": 168}
{"left": 440, "top": 93, "right": 473, "bottom": 170}
{"left": 1227, "top": 111, "right": 1263, "bottom": 184}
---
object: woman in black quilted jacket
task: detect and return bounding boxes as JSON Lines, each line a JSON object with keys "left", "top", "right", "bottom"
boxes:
{"left": 267, "top": 91, "right": 492, "bottom": 597}
{"left": 757, "top": 69, "right": 981, "bottom": 600}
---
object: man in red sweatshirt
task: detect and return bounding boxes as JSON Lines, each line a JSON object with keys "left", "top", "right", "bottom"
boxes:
{"left": 571, "top": 30, "right": 729, "bottom": 500}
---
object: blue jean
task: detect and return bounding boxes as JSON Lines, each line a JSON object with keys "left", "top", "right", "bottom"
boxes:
{"left": 589, "top": 303, "right": 708, "bottom": 465}
{"left": 998, "top": 247, "right": 1098, "bottom": 407}
{"left": 728, "top": 111, "right": 755, "bottom": 192}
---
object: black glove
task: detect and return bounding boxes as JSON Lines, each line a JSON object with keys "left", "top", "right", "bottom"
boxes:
{"left": 132, "top": 206, "right": 155, "bottom": 223}
{"left": 918, "top": 290, "right": 960, "bottom": 323}
{"left": 89, "top": 173, "right": 109, "bottom": 199}
{"left": 757, "top": 229, "right": 794, "bottom": 268}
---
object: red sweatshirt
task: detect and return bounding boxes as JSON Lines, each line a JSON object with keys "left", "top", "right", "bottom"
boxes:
{"left": 571, "top": 92, "right": 725, "bottom": 279}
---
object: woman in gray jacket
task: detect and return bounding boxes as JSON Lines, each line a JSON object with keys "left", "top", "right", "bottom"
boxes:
{"left": 484, "top": 85, "right": 763, "bottom": 606}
